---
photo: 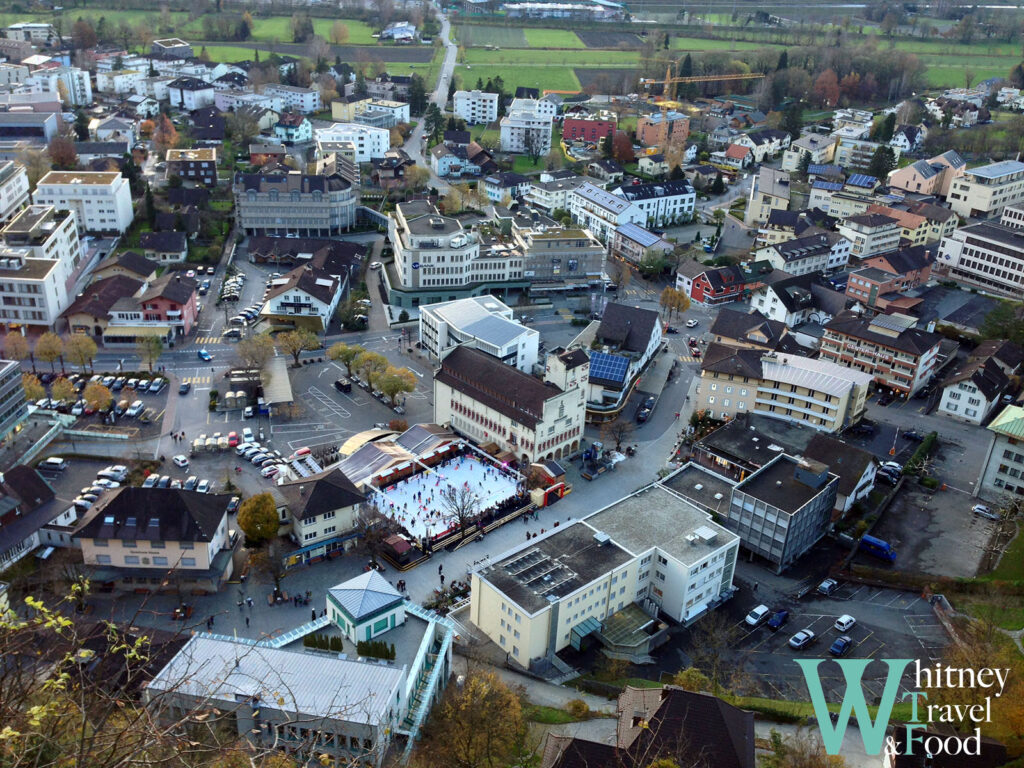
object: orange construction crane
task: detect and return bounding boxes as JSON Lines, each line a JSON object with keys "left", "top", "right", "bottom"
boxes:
{"left": 640, "top": 64, "right": 766, "bottom": 103}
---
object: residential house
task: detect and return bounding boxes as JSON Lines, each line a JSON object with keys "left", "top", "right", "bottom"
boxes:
{"left": 275, "top": 468, "right": 365, "bottom": 562}
{"left": 745, "top": 167, "right": 791, "bottom": 227}
{"left": 562, "top": 117, "right": 615, "bottom": 143}
{"left": 90, "top": 251, "right": 158, "bottom": 283}
{"left": 937, "top": 340, "right": 1022, "bottom": 425}
{"left": 261, "top": 263, "right": 343, "bottom": 331}
{"left": 586, "top": 158, "right": 624, "bottom": 183}
{"left": 568, "top": 182, "right": 643, "bottom": 242}
{"left": 587, "top": 303, "right": 662, "bottom": 408}
{"left": 610, "top": 179, "right": 695, "bottom": 228}
{"left": 274, "top": 112, "right": 312, "bottom": 144}
{"left": 140, "top": 231, "right": 188, "bottom": 264}
{"left": 0, "top": 160, "right": 28, "bottom": 224}
{"left": 781, "top": 133, "right": 836, "bottom": 172}
{"left": 370, "top": 149, "right": 415, "bottom": 188}
{"left": 751, "top": 272, "right": 847, "bottom": 328}
{"left": 712, "top": 143, "right": 752, "bottom": 170}
{"left": 0, "top": 463, "right": 56, "bottom": 572}
{"left": 151, "top": 38, "right": 194, "bottom": 58}
{"left": 34, "top": 171, "right": 133, "bottom": 234}
{"left": 890, "top": 124, "right": 923, "bottom": 152}
{"left": 165, "top": 148, "right": 217, "bottom": 186}
{"left": 419, "top": 295, "right": 539, "bottom": 372}
{"left": 837, "top": 213, "right": 901, "bottom": 259}
{"left": 249, "top": 143, "right": 287, "bottom": 166}
{"left": 732, "top": 128, "right": 790, "bottom": 163}
{"left": 887, "top": 150, "right": 966, "bottom": 197}
{"left": 482, "top": 172, "right": 531, "bottom": 204}
{"left": 314, "top": 124, "right": 390, "bottom": 163}
{"left": 977, "top": 405, "right": 1024, "bottom": 498}
{"left": 499, "top": 102, "right": 553, "bottom": 154}
{"left": 262, "top": 83, "right": 321, "bottom": 114}
{"left": 638, "top": 153, "right": 669, "bottom": 178}
{"left": 167, "top": 77, "right": 215, "bottom": 110}
{"left": 865, "top": 204, "right": 932, "bottom": 246}
{"left": 804, "top": 433, "right": 878, "bottom": 515}
{"left": 63, "top": 274, "right": 144, "bottom": 337}
{"left": 820, "top": 311, "right": 942, "bottom": 396}
{"left": 903, "top": 200, "right": 959, "bottom": 242}
{"left": 681, "top": 261, "right": 776, "bottom": 307}
{"left": 708, "top": 308, "right": 792, "bottom": 352}
{"left": 845, "top": 246, "right": 935, "bottom": 312}
{"left": 524, "top": 172, "right": 594, "bottom": 212}
{"left": 609, "top": 222, "right": 674, "bottom": 268}
{"left": 756, "top": 232, "right": 850, "bottom": 276}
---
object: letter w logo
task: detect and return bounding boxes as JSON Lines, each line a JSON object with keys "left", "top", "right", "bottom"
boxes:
{"left": 795, "top": 658, "right": 912, "bottom": 755}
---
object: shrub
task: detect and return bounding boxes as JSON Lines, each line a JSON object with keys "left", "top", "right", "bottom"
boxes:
{"left": 905, "top": 432, "right": 938, "bottom": 475}
{"left": 566, "top": 699, "right": 590, "bottom": 719}
{"left": 920, "top": 476, "right": 940, "bottom": 489}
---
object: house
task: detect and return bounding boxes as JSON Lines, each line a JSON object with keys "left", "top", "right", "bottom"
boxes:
{"left": 434, "top": 345, "right": 587, "bottom": 463}
{"left": 890, "top": 124, "right": 923, "bottom": 152}
{"left": 756, "top": 231, "right": 851, "bottom": 276}
{"left": 610, "top": 179, "right": 695, "bottom": 228}
{"left": 751, "top": 272, "right": 847, "bottom": 328}
{"left": 127, "top": 272, "right": 200, "bottom": 338}
{"left": 482, "top": 172, "right": 531, "bottom": 203}
{"left": 273, "top": 112, "right": 312, "bottom": 144}
{"left": 846, "top": 245, "right": 935, "bottom": 311}
{"left": 947, "top": 159, "right": 1024, "bottom": 219}
{"left": 681, "top": 261, "right": 776, "bottom": 307}
{"left": 370, "top": 149, "right": 415, "bottom": 187}
{"left": 745, "top": 167, "right": 791, "bottom": 226}
{"left": 245, "top": 236, "right": 365, "bottom": 271}
{"left": 167, "top": 76, "right": 215, "bottom": 110}
{"left": 431, "top": 143, "right": 479, "bottom": 178}
{"left": 865, "top": 204, "right": 932, "bottom": 247}
{"left": 63, "top": 274, "right": 144, "bottom": 337}
{"left": 165, "top": 148, "right": 217, "bottom": 186}
{"left": 587, "top": 303, "right": 662, "bottom": 407}
{"left": 695, "top": 344, "right": 872, "bottom": 432}
{"left": 904, "top": 200, "right": 958, "bottom": 242}
{"left": 937, "top": 341, "right": 1022, "bottom": 425}
{"left": 820, "top": 311, "right": 942, "bottom": 396}
{"left": 249, "top": 143, "right": 287, "bottom": 166}
{"left": 275, "top": 468, "right": 365, "bottom": 562}
{"left": 609, "top": 222, "right": 674, "bottom": 268}
{"left": 781, "top": 133, "right": 836, "bottom": 172}
{"left": 837, "top": 213, "right": 901, "bottom": 259}
{"left": 140, "top": 231, "right": 188, "bottom": 264}
{"left": 380, "top": 20, "right": 417, "bottom": 41}
{"left": 90, "top": 251, "right": 158, "bottom": 283}
{"left": 261, "top": 263, "right": 343, "bottom": 331}
{"left": 978, "top": 405, "right": 1024, "bottom": 498}
{"left": 636, "top": 111, "right": 689, "bottom": 147}
{"left": 586, "top": 158, "right": 624, "bottom": 183}
{"left": 73, "top": 488, "right": 233, "bottom": 592}
{"left": 637, "top": 153, "right": 669, "bottom": 178}
{"left": 419, "top": 296, "right": 539, "bottom": 372}
{"left": 91, "top": 116, "right": 135, "bottom": 142}
{"left": 126, "top": 94, "right": 160, "bottom": 118}
{"left": 0, "top": 463, "right": 56, "bottom": 572}
{"left": 805, "top": 433, "right": 877, "bottom": 514}
{"left": 524, "top": 171, "right": 595, "bottom": 212}
{"left": 314, "top": 123, "right": 390, "bottom": 163}
{"left": 713, "top": 143, "right": 752, "bottom": 170}
{"left": 541, "top": 686, "right": 754, "bottom": 768}
{"left": 887, "top": 150, "right": 966, "bottom": 197}
{"left": 74, "top": 141, "right": 130, "bottom": 167}
{"left": 0, "top": 160, "right": 29, "bottom": 224}
{"left": 499, "top": 102, "right": 553, "bottom": 154}
{"left": 732, "top": 128, "right": 790, "bottom": 163}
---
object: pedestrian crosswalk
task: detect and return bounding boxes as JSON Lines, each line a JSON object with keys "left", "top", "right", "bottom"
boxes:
{"left": 678, "top": 354, "right": 699, "bottom": 363}
{"left": 194, "top": 336, "right": 225, "bottom": 346}
{"left": 181, "top": 376, "right": 211, "bottom": 385}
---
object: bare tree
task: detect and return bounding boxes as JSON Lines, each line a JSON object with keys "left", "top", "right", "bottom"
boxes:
{"left": 438, "top": 483, "right": 482, "bottom": 543}
{"left": 353, "top": 503, "right": 394, "bottom": 565}
{"left": 600, "top": 419, "right": 634, "bottom": 452}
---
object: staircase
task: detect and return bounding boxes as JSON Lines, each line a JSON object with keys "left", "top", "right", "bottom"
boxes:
{"left": 399, "top": 629, "right": 453, "bottom": 760}
{"left": 260, "top": 615, "right": 331, "bottom": 649}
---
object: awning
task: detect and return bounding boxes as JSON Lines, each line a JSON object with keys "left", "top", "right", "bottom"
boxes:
{"left": 103, "top": 325, "right": 169, "bottom": 337}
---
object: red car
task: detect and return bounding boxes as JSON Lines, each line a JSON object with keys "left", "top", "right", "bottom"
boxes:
{"left": 227, "top": 431, "right": 239, "bottom": 447}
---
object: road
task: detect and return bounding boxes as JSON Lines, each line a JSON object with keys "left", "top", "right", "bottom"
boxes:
{"left": 403, "top": 2, "right": 458, "bottom": 193}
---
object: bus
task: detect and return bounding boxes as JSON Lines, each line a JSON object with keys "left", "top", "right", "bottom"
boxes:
{"left": 859, "top": 534, "right": 897, "bottom": 562}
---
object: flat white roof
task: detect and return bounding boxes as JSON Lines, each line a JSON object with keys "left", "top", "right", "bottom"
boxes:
{"left": 759, "top": 352, "right": 873, "bottom": 398}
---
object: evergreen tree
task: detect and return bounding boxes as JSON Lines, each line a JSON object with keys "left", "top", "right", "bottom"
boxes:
{"left": 797, "top": 150, "right": 811, "bottom": 178}
{"left": 782, "top": 102, "right": 804, "bottom": 140}
{"left": 874, "top": 112, "right": 896, "bottom": 143}
{"left": 867, "top": 145, "right": 897, "bottom": 179}
{"left": 73, "top": 110, "right": 89, "bottom": 141}
{"left": 355, "top": 69, "right": 368, "bottom": 98}
{"left": 145, "top": 184, "right": 155, "bottom": 228}
{"left": 476, "top": 77, "right": 484, "bottom": 89}
{"left": 408, "top": 73, "right": 427, "bottom": 115}
{"left": 776, "top": 50, "right": 788, "bottom": 71}
{"left": 679, "top": 53, "right": 695, "bottom": 99}
{"left": 710, "top": 173, "right": 725, "bottom": 195}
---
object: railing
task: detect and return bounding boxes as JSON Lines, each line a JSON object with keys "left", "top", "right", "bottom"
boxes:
{"left": 261, "top": 615, "right": 331, "bottom": 649}
{"left": 400, "top": 628, "right": 453, "bottom": 759}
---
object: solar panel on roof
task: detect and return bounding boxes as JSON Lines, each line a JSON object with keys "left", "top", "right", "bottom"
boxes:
{"left": 588, "top": 352, "right": 629, "bottom": 384}
{"left": 847, "top": 174, "right": 878, "bottom": 188}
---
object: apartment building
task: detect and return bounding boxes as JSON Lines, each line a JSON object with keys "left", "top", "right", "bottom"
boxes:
{"left": 781, "top": 133, "right": 836, "bottom": 172}
{"left": 165, "top": 148, "right": 217, "bottom": 187}
{"left": 233, "top": 171, "right": 356, "bottom": 236}
{"left": 34, "top": 171, "right": 133, "bottom": 234}
{"left": 4, "top": 21, "right": 58, "bottom": 43}
{"left": 0, "top": 161, "right": 29, "bottom": 224}
{"left": 0, "top": 359, "right": 26, "bottom": 442}
{"left": 568, "top": 181, "right": 643, "bottom": 242}
{"left": 513, "top": 224, "right": 607, "bottom": 290}
{"left": 837, "top": 213, "right": 901, "bottom": 259}
{"left": 0, "top": 63, "right": 28, "bottom": 85}
{"left": 938, "top": 352, "right": 1016, "bottom": 426}
{"left": 500, "top": 104, "right": 553, "bottom": 154}
{"left": 820, "top": 311, "right": 942, "bottom": 396}
{"left": 609, "top": 222, "right": 674, "bottom": 268}
{"left": 274, "top": 468, "right": 365, "bottom": 559}
{"left": 947, "top": 159, "right": 1024, "bottom": 219}
{"left": 937, "top": 221, "right": 1024, "bottom": 297}
{"left": 261, "top": 263, "right": 342, "bottom": 332}
{"left": 756, "top": 232, "right": 850, "bottom": 276}
{"left": 0, "top": 205, "right": 81, "bottom": 328}
{"left": 636, "top": 111, "right": 689, "bottom": 147}
{"left": 524, "top": 172, "right": 593, "bottom": 211}
{"left": 274, "top": 112, "right": 313, "bottom": 144}
{"left": 978, "top": 405, "right": 1024, "bottom": 498}
{"left": 470, "top": 482, "right": 738, "bottom": 667}
{"left": 562, "top": 117, "right": 615, "bottom": 143}
{"left": 167, "top": 77, "right": 215, "bottom": 110}
{"left": 262, "top": 83, "right": 321, "bottom": 114}
{"left": 887, "top": 150, "right": 967, "bottom": 197}
{"left": 314, "top": 123, "right": 390, "bottom": 163}
{"left": 95, "top": 69, "right": 145, "bottom": 95}
{"left": 610, "top": 179, "right": 695, "bottom": 228}
{"left": 419, "top": 296, "right": 539, "bottom": 372}
{"left": 725, "top": 454, "right": 838, "bottom": 573}
{"left": 696, "top": 345, "right": 872, "bottom": 432}
{"left": 434, "top": 345, "right": 586, "bottom": 463}
{"left": 453, "top": 90, "right": 498, "bottom": 124}
{"left": 745, "top": 167, "right": 791, "bottom": 227}
{"left": 28, "top": 65, "right": 92, "bottom": 106}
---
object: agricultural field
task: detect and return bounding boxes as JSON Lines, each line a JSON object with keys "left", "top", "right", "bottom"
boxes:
{"left": 575, "top": 30, "right": 644, "bottom": 48}
{"left": 455, "top": 64, "right": 582, "bottom": 93}
{"left": 523, "top": 28, "right": 584, "bottom": 48}
{"left": 455, "top": 24, "right": 528, "bottom": 48}
{"left": 250, "top": 17, "right": 379, "bottom": 46}
{"left": 574, "top": 67, "right": 639, "bottom": 93}
{"left": 463, "top": 47, "right": 638, "bottom": 67}
{"left": 669, "top": 35, "right": 771, "bottom": 52}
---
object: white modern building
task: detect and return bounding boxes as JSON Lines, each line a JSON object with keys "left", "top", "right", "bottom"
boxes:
{"left": 262, "top": 83, "right": 322, "bottom": 114}
{"left": 470, "top": 481, "right": 738, "bottom": 667}
{"left": 509, "top": 96, "right": 558, "bottom": 119}
{"left": 610, "top": 179, "right": 696, "bottom": 228}
{"left": 0, "top": 161, "right": 29, "bottom": 224}
{"left": 977, "top": 405, "right": 1024, "bottom": 499}
{"left": 95, "top": 69, "right": 146, "bottom": 96}
{"left": 947, "top": 160, "right": 1024, "bottom": 219}
{"left": 419, "top": 295, "right": 539, "bottom": 372}
{"left": 314, "top": 123, "right": 390, "bottom": 163}
{"left": 837, "top": 213, "right": 901, "bottom": 259}
{"left": 567, "top": 181, "right": 644, "bottom": 242}
{"left": 4, "top": 22, "right": 59, "bottom": 44}
{"left": 937, "top": 221, "right": 1024, "bottom": 297}
{"left": 28, "top": 65, "right": 92, "bottom": 106}
{"left": 781, "top": 133, "right": 836, "bottom": 172}
{"left": 453, "top": 90, "right": 499, "bottom": 125}
{"left": 167, "top": 77, "right": 215, "bottom": 110}
{"left": 34, "top": 171, "right": 134, "bottom": 234}
{"left": 499, "top": 102, "right": 553, "bottom": 154}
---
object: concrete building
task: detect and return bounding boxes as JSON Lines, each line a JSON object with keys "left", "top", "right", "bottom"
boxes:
{"left": 167, "top": 77, "right": 215, "bottom": 110}
{"left": 165, "top": 148, "right": 217, "bottom": 186}
{"left": 0, "top": 160, "right": 29, "bottom": 224}
{"left": 636, "top": 111, "right": 689, "bottom": 147}
{"left": 500, "top": 101, "right": 553, "bottom": 154}
{"left": 434, "top": 345, "right": 586, "bottom": 463}
{"left": 609, "top": 222, "right": 674, "bottom": 268}
{"left": 568, "top": 181, "right": 644, "bottom": 242}
{"left": 0, "top": 63, "right": 29, "bottom": 85}
{"left": 937, "top": 220, "right": 1024, "bottom": 297}
{"left": 419, "top": 296, "right": 539, "bottom": 372}
{"left": 4, "top": 22, "right": 58, "bottom": 44}
{"left": 470, "top": 481, "right": 738, "bottom": 667}
{"left": 820, "top": 311, "right": 942, "bottom": 396}
{"left": 947, "top": 160, "right": 1024, "bottom": 219}
{"left": 696, "top": 345, "right": 872, "bottom": 432}
{"left": 725, "top": 454, "right": 838, "bottom": 573}
{"left": 781, "top": 133, "right": 836, "bottom": 172}
{"left": 0, "top": 205, "right": 81, "bottom": 328}
{"left": 562, "top": 117, "right": 615, "bottom": 143}
{"left": 34, "top": 171, "right": 133, "bottom": 234}
{"left": 887, "top": 151, "right": 967, "bottom": 197}
{"left": 96, "top": 69, "right": 145, "bottom": 95}
{"left": 514, "top": 224, "right": 606, "bottom": 291}
{"left": 233, "top": 171, "right": 356, "bottom": 236}
{"left": 610, "top": 179, "right": 695, "bottom": 228}
{"left": 745, "top": 167, "right": 791, "bottom": 227}
{"left": 524, "top": 171, "right": 594, "bottom": 212}
{"left": 978, "top": 405, "right": 1024, "bottom": 499}
{"left": 28, "top": 65, "right": 92, "bottom": 106}
{"left": 73, "top": 488, "right": 233, "bottom": 592}
{"left": 837, "top": 213, "right": 901, "bottom": 259}
{"left": 0, "top": 359, "right": 26, "bottom": 442}
{"left": 453, "top": 89, "right": 498, "bottom": 124}
{"left": 315, "top": 123, "right": 390, "bottom": 163}
{"left": 151, "top": 38, "right": 194, "bottom": 58}
{"left": 262, "top": 83, "right": 322, "bottom": 114}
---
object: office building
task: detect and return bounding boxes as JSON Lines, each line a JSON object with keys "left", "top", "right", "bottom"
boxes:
{"left": 233, "top": 171, "right": 356, "bottom": 236}
{"left": 567, "top": 181, "right": 643, "bottom": 242}
{"left": 937, "top": 220, "right": 1024, "bottom": 298}
{"left": 0, "top": 161, "right": 28, "bottom": 224}
{"left": 947, "top": 159, "right": 1024, "bottom": 219}
{"left": 978, "top": 405, "right": 1024, "bottom": 498}
{"left": 315, "top": 124, "right": 390, "bottom": 163}
{"left": 419, "top": 296, "right": 539, "bottom": 372}
{"left": 34, "top": 171, "right": 133, "bottom": 234}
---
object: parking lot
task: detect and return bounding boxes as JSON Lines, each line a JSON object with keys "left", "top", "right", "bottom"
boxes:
{"left": 725, "top": 584, "right": 949, "bottom": 701}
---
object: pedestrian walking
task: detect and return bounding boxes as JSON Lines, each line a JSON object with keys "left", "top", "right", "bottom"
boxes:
{"left": 438, "top": 563, "right": 443, "bottom": 575}
{"left": 311, "top": 608, "right": 316, "bottom": 622}
{"left": 208, "top": 615, "right": 215, "bottom": 627}
{"left": 246, "top": 596, "right": 253, "bottom": 608}
{"left": 237, "top": 600, "right": 243, "bottom": 610}
{"left": 245, "top": 616, "right": 250, "bottom": 628}
{"left": 440, "top": 574, "right": 445, "bottom": 587}
{"left": 753, "top": 582, "right": 759, "bottom": 591}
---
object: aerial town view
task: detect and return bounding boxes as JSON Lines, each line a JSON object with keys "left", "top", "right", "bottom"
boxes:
{"left": 2, "top": 0, "right": 1024, "bottom": 765}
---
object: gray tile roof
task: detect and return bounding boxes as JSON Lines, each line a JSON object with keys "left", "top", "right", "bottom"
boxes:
{"left": 328, "top": 570, "right": 403, "bottom": 621}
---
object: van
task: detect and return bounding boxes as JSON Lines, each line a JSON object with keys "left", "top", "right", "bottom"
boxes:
{"left": 334, "top": 378, "right": 352, "bottom": 393}
{"left": 40, "top": 457, "right": 68, "bottom": 471}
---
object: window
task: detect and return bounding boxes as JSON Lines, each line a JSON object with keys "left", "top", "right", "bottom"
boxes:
{"left": 152, "top": 556, "right": 168, "bottom": 566}
{"left": 182, "top": 557, "right": 196, "bottom": 567}
{"left": 94, "top": 538, "right": 108, "bottom": 547}
{"left": 122, "top": 540, "right": 136, "bottom": 548}
{"left": 124, "top": 555, "right": 140, "bottom": 565}
{"left": 151, "top": 541, "right": 165, "bottom": 549}
{"left": 95, "top": 554, "right": 111, "bottom": 564}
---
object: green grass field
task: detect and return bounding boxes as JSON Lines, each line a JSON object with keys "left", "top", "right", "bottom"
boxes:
{"left": 457, "top": 64, "right": 582, "bottom": 92}
{"left": 244, "top": 17, "right": 377, "bottom": 45}
{"left": 456, "top": 24, "right": 528, "bottom": 48}
{"left": 463, "top": 47, "right": 637, "bottom": 67}
{"left": 524, "top": 28, "right": 584, "bottom": 48}
{"left": 670, "top": 35, "right": 773, "bottom": 52}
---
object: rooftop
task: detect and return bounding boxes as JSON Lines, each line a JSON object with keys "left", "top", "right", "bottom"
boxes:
{"left": 166, "top": 148, "right": 217, "bottom": 162}
{"left": 967, "top": 159, "right": 1024, "bottom": 180}
{"left": 988, "top": 405, "right": 1024, "bottom": 439}
{"left": 37, "top": 171, "right": 121, "bottom": 186}
{"left": 734, "top": 454, "right": 834, "bottom": 514}
{"left": 328, "top": 570, "right": 403, "bottom": 622}
{"left": 584, "top": 484, "right": 738, "bottom": 566}
{"left": 478, "top": 521, "right": 633, "bottom": 614}
{"left": 660, "top": 463, "right": 736, "bottom": 516}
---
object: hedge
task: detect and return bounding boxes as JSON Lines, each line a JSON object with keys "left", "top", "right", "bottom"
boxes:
{"left": 904, "top": 431, "right": 938, "bottom": 476}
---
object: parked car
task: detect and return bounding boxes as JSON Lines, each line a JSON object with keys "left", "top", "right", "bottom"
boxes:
{"left": 903, "top": 430, "right": 925, "bottom": 442}
{"left": 39, "top": 457, "right": 68, "bottom": 471}
{"left": 745, "top": 605, "right": 770, "bottom": 627}
{"left": 877, "top": 393, "right": 894, "bottom": 406}
{"left": 766, "top": 610, "right": 789, "bottom": 631}
{"left": 126, "top": 400, "right": 144, "bottom": 417}
{"left": 665, "top": 326, "right": 679, "bottom": 334}
{"left": 156, "top": 475, "right": 172, "bottom": 488}
{"left": 817, "top": 578, "right": 840, "bottom": 596}
{"left": 972, "top": 504, "right": 1001, "bottom": 521}
{"left": 172, "top": 455, "right": 190, "bottom": 469}
{"left": 788, "top": 629, "right": 817, "bottom": 649}
{"left": 227, "top": 496, "right": 241, "bottom": 513}
{"left": 184, "top": 476, "right": 199, "bottom": 491}
{"left": 112, "top": 377, "right": 125, "bottom": 391}
{"left": 197, "top": 479, "right": 211, "bottom": 493}
{"left": 243, "top": 406, "right": 255, "bottom": 418}
{"left": 242, "top": 427, "right": 255, "bottom": 443}
{"left": 93, "top": 479, "right": 120, "bottom": 490}
{"left": 142, "top": 474, "right": 159, "bottom": 488}
{"left": 834, "top": 614, "right": 857, "bottom": 632}
{"left": 829, "top": 635, "right": 853, "bottom": 657}
{"left": 260, "top": 464, "right": 280, "bottom": 478}
{"left": 148, "top": 378, "right": 166, "bottom": 394}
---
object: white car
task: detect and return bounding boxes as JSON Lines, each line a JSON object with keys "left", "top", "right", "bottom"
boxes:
{"left": 834, "top": 614, "right": 857, "bottom": 632}
{"left": 744, "top": 605, "right": 770, "bottom": 627}
{"left": 196, "top": 479, "right": 211, "bottom": 493}
{"left": 685, "top": 319, "right": 699, "bottom": 328}
{"left": 236, "top": 442, "right": 257, "bottom": 456}
{"left": 93, "top": 478, "right": 121, "bottom": 490}
{"left": 242, "top": 427, "right": 254, "bottom": 443}
{"left": 172, "top": 455, "right": 190, "bottom": 469}
{"left": 261, "top": 464, "right": 281, "bottom": 478}
{"left": 972, "top": 504, "right": 1001, "bottom": 521}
